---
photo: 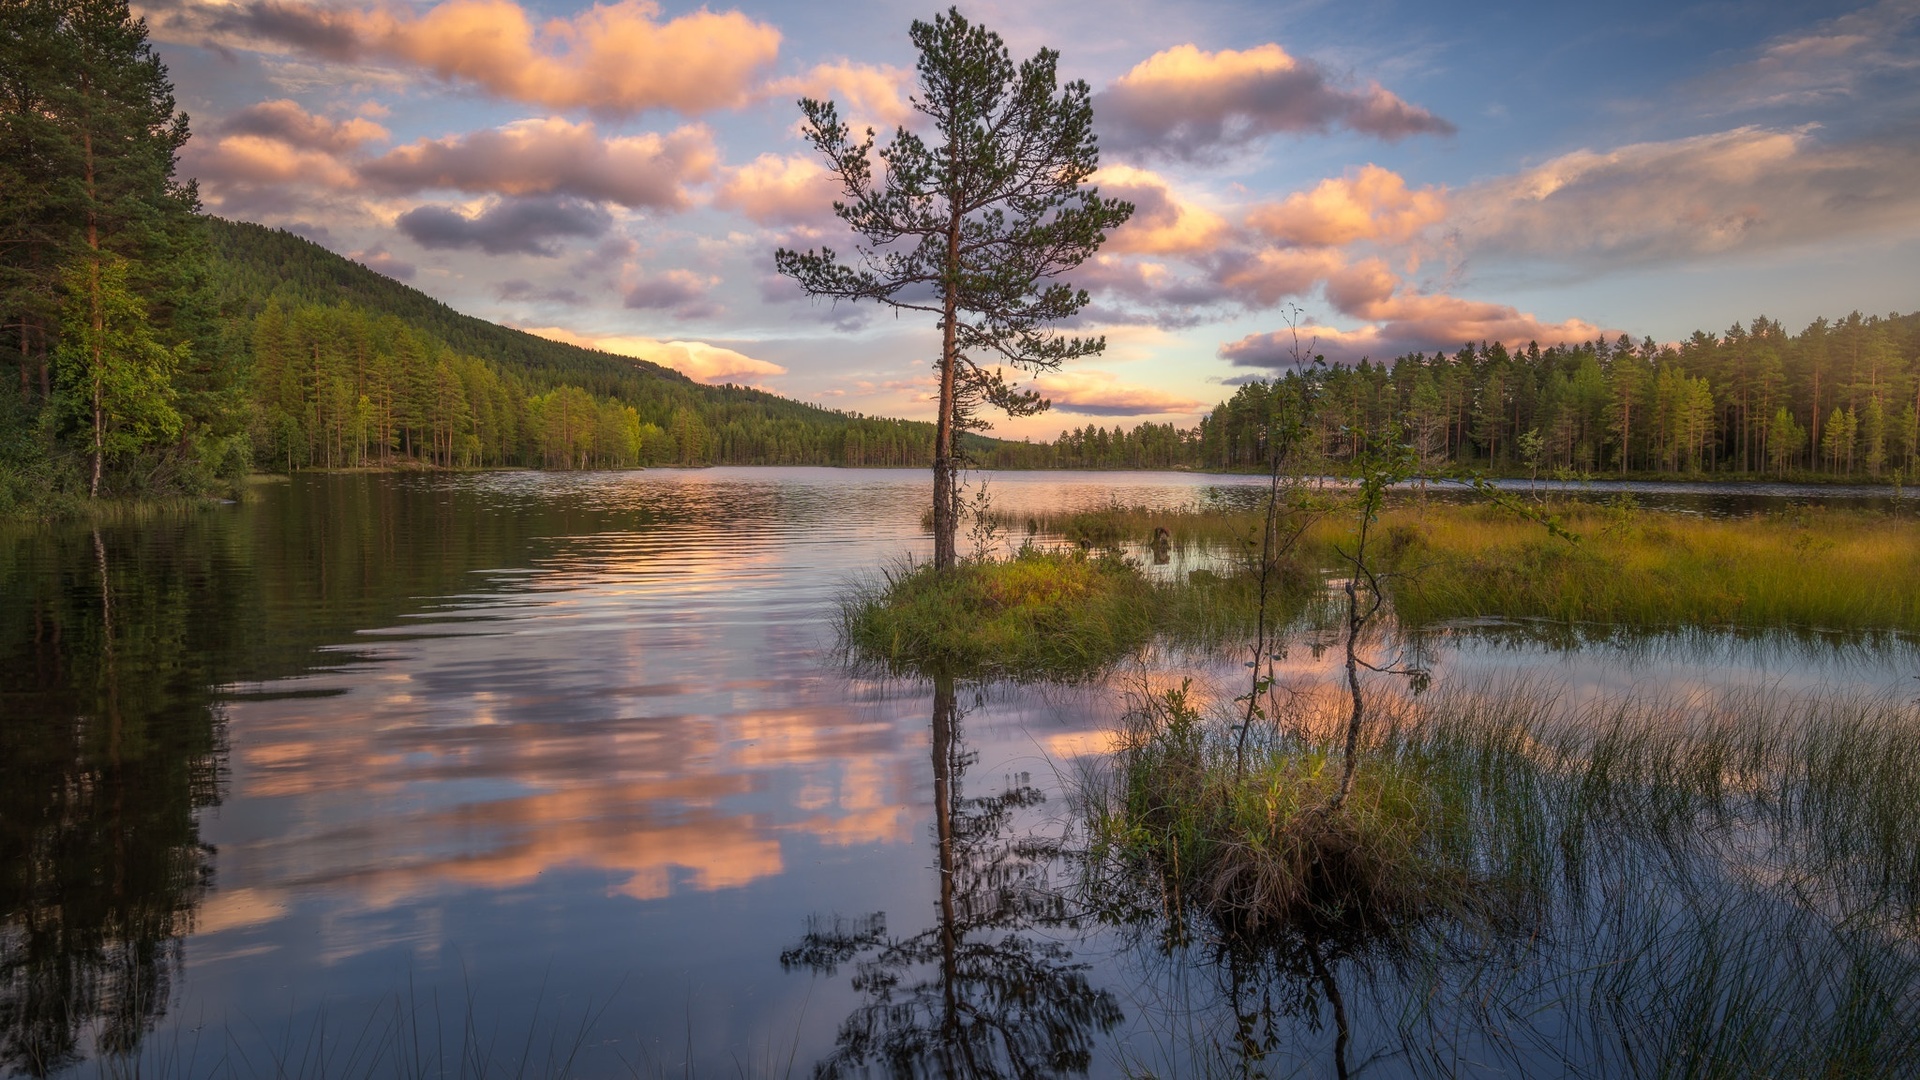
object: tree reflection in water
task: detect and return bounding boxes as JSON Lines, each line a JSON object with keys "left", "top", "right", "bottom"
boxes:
{"left": 0, "top": 526, "right": 228, "bottom": 1076}
{"left": 782, "top": 676, "right": 1123, "bottom": 1078}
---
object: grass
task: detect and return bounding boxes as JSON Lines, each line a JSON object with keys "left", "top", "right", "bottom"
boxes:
{"left": 1083, "top": 680, "right": 1920, "bottom": 1076}
{"left": 1002, "top": 499, "right": 1920, "bottom": 635}
{"left": 839, "top": 546, "right": 1161, "bottom": 681}
{"left": 1091, "top": 679, "right": 1920, "bottom": 934}
{"left": 1386, "top": 501, "right": 1920, "bottom": 633}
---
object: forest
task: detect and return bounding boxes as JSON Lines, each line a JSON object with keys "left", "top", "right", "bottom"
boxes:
{"left": 997, "top": 315, "right": 1920, "bottom": 476}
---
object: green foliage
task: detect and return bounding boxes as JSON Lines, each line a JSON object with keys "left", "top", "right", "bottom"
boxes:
{"left": 1, "top": 0, "right": 230, "bottom": 506}
{"left": 841, "top": 547, "right": 1158, "bottom": 681}
{"left": 53, "top": 255, "right": 184, "bottom": 485}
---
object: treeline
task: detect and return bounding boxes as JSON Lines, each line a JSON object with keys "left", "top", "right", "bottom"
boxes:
{"left": 973, "top": 421, "right": 1195, "bottom": 469}
{"left": 1000, "top": 315, "right": 1920, "bottom": 479}
{"left": 1208, "top": 319, "right": 1920, "bottom": 478}
{"left": 246, "top": 298, "right": 942, "bottom": 470}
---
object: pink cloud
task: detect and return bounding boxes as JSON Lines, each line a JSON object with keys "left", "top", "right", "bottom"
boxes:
{"left": 623, "top": 268, "right": 721, "bottom": 319}
{"left": 1222, "top": 290, "right": 1608, "bottom": 368}
{"left": 216, "top": 99, "right": 389, "bottom": 152}
{"left": 1211, "top": 247, "right": 1347, "bottom": 309}
{"left": 1095, "top": 43, "right": 1453, "bottom": 161}
{"left": 1031, "top": 370, "right": 1206, "bottom": 417}
{"left": 519, "top": 326, "right": 786, "bottom": 383}
{"left": 143, "top": 0, "right": 781, "bottom": 116}
{"left": 763, "top": 61, "right": 915, "bottom": 132}
{"left": 1093, "top": 166, "right": 1228, "bottom": 256}
{"left": 1247, "top": 165, "right": 1447, "bottom": 247}
{"left": 361, "top": 118, "right": 716, "bottom": 209}
{"left": 712, "top": 153, "right": 839, "bottom": 226}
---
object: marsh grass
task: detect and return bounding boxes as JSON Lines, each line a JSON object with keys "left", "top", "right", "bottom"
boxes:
{"left": 1005, "top": 500, "right": 1920, "bottom": 633}
{"left": 1086, "top": 681, "right": 1920, "bottom": 1076}
{"left": 1387, "top": 502, "right": 1920, "bottom": 633}
{"left": 839, "top": 546, "right": 1162, "bottom": 681}
{"left": 1086, "top": 679, "right": 1920, "bottom": 943}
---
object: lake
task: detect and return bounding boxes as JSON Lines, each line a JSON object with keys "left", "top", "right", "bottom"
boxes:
{"left": 4, "top": 468, "right": 1917, "bottom": 1078}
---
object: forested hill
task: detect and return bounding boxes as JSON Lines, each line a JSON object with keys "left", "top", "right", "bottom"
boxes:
{"left": 205, "top": 217, "right": 917, "bottom": 443}
{"left": 201, "top": 217, "right": 954, "bottom": 471}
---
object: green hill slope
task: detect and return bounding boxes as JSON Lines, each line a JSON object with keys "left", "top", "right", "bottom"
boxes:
{"left": 204, "top": 217, "right": 951, "bottom": 468}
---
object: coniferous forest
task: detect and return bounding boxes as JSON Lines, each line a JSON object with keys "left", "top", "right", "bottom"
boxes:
{"left": 5, "top": 0, "right": 1919, "bottom": 520}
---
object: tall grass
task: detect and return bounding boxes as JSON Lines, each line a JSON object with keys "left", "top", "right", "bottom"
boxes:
{"left": 1388, "top": 503, "right": 1920, "bottom": 632}
{"left": 1083, "top": 680, "right": 1920, "bottom": 1076}
{"left": 1005, "top": 500, "right": 1920, "bottom": 634}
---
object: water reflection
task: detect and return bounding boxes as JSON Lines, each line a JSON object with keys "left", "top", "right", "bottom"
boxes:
{"left": 0, "top": 527, "right": 228, "bottom": 1075}
{"left": 783, "top": 677, "right": 1123, "bottom": 1078}
{"left": 2, "top": 469, "right": 1917, "bottom": 1077}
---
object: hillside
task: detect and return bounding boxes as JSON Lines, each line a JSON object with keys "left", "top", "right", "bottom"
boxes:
{"left": 203, "top": 218, "right": 956, "bottom": 469}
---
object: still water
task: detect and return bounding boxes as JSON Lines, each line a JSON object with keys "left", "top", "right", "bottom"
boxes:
{"left": 3, "top": 468, "right": 1916, "bottom": 1078}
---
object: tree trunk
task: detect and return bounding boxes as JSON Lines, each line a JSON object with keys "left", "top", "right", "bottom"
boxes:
{"left": 931, "top": 212, "right": 961, "bottom": 570}
{"left": 85, "top": 115, "right": 103, "bottom": 497}
{"left": 930, "top": 675, "right": 960, "bottom": 1036}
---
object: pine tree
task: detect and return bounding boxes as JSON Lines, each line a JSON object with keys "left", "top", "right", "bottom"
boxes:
{"left": 776, "top": 8, "right": 1132, "bottom": 569}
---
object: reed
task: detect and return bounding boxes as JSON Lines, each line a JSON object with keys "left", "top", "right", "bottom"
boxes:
{"left": 1085, "top": 681, "right": 1920, "bottom": 1076}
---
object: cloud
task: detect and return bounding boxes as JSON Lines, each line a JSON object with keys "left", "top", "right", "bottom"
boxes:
{"left": 1221, "top": 293, "right": 1607, "bottom": 368}
{"left": 216, "top": 99, "right": 388, "bottom": 151}
{"left": 1211, "top": 247, "right": 1347, "bottom": 308}
{"left": 1093, "top": 166, "right": 1228, "bottom": 255}
{"left": 362, "top": 118, "right": 716, "bottom": 209}
{"left": 498, "top": 279, "right": 588, "bottom": 305}
{"left": 351, "top": 245, "right": 415, "bottom": 280}
{"left": 712, "top": 153, "right": 838, "bottom": 226}
{"left": 1031, "top": 370, "right": 1206, "bottom": 417}
{"left": 1458, "top": 125, "right": 1920, "bottom": 266}
{"left": 188, "top": 133, "right": 359, "bottom": 191}
{"left": 396, "top": 196, "right": 611, "bottom": 256}
{"left": 143, "top": 0, "right": 782, "bottom": 116}
{"left": 1247, "top": 164, "right": 1447, "bottom": 247}
{"left": 1690, "top": 0, "right": 1920, "bottom": 112}
{"left": 1095, "top": 43, "right": 1454, "bottom": 161}
{"left": 623, "top": 269, "right": 720, "bottom": 318}
{"left": 519, "top": 327, "right": 786, "bottom": 383}
{"left": 763, "top": 61, "right": 915, "bottom": 131}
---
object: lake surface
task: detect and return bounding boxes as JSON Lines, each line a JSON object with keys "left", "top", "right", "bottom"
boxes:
{"left": 4, "top": 468, "right": 1917, "bottom": 1078}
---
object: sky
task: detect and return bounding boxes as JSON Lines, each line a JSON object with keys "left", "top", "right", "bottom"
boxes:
{"left": 139, "top": 0, "right": 1920, "bottom": 439}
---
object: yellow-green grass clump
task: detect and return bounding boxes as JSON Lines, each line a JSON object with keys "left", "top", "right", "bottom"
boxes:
{"left": 1007, "top": 500, "right": 1920, "bottom": 634}
{"left": 1386, "top": 504, "right": 1920, "bottom": 632}
{"left": 842, "top": 547, "right": 1158, "bottom": 681}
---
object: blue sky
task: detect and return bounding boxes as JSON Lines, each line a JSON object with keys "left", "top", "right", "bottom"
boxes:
{"left": 141, "top": 0, "right": 1920, "bottom": 437}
